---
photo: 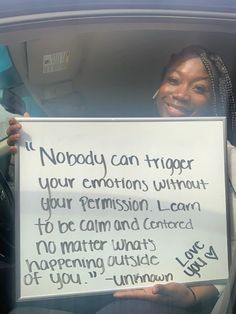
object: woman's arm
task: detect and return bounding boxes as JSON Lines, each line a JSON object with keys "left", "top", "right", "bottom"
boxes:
{"left": 113, "top": 283, "right": 219, "bottom": 308}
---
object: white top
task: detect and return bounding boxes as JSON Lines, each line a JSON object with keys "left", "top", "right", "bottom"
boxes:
{"left": 214, "top": 142, "right": 236, "bottom": 296}
{"left": 227, "top": 141, "right": 236, "bottom": 253}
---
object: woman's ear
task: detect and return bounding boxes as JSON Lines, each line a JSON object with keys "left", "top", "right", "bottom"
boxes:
{"left": 152, "top": 89, "right": 159, "bottom": 100}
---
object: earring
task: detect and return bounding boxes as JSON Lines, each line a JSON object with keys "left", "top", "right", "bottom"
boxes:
{"left": 152, "top": 89, "right": 159, "bottom": 100}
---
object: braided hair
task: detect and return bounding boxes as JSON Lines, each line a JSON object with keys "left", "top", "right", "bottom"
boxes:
{"left": 161, "top": 46, "right": 236, "bottom": 145}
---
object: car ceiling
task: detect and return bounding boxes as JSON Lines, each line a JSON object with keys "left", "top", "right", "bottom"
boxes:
{"left": 0, "top": 0, "right": 236, "bottom": 18}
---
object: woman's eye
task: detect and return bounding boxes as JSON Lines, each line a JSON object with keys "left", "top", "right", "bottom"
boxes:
{"left": 166, "top": 76, "right": 179, "bottom": 85}
{"left": 193, "top": 85, "right": 208, "bottom": 94}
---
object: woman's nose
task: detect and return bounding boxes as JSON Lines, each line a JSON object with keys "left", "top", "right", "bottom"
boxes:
{"left": 172, "top": 85, "right": 190, "bottom": 102}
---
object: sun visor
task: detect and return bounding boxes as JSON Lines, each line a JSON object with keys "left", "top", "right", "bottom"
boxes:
{"left": 26, "top": 36, "right": 81, "bottom": 86}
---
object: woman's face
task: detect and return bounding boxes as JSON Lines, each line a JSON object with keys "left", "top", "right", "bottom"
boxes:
{"left": 155, "top": 57, "right": 212, "bottom": 117}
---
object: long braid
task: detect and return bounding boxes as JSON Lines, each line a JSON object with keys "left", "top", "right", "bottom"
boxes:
{"left": 199, "top": 52, "right": 218, "bottom": 116}
{"left": 207, "top": 53, "right": 236, "bottom": 144}
{"left": 190, "top": 47, "right": 236, "bottom": 145}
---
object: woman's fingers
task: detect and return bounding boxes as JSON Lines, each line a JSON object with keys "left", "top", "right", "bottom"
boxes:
{"left": 7, "top": 113, "right": 29, "bottom": 153}
{"left": 6, "top": 123, "right": 21, "bottom": 136}
{"left": 7, "top": 119, "right": 21, "bottom": 153}
{"left": 8, "top": 117, "right": 19, "bottom": 126}
{"left": 7, "top": 133, "right": 20, "bottom": 146}
{"left": 113, "top": 287, "right": 158, "bottom": 301}
{"left": 8, "top": 145, "right": 17, "bottom": 154}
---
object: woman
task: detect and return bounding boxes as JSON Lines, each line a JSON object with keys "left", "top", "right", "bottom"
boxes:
{"left": 7, "top": 46, "right": 236, "bottom": 313}
{"left": 94, "top": 46, "right": 236, "bottom": 313}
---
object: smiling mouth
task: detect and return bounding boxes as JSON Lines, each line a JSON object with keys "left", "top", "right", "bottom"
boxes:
{"left": 166, "top": 102, "right": 193, "bottom": 117}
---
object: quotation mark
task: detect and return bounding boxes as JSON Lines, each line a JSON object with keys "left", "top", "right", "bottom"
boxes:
{"left": 89, "top": 271, "right": 97, "bottom": 278}
{"left": 25, "top": 141, "right": 35, "bottom": 151}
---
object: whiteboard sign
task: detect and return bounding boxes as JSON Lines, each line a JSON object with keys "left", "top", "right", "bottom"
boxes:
{"left": 16, "top": 118, "right": 229, "bottom": 300}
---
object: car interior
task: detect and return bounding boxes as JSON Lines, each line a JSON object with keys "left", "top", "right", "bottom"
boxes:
{"left": 1, "top": 17, "right": 236, "bottom": 118}
{"left": 0, "top": 8, "right": 236, "bottom": 314}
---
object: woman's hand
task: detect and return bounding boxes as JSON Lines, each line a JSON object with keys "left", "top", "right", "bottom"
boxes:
{"left": 113, "top": 283, "right": 195, "bottom": 308}
{"left": 6, "top": 112, "right": 29, "bottom": 153}
{"left": 113, "top": 283, "right": 219, "bottom": 308}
